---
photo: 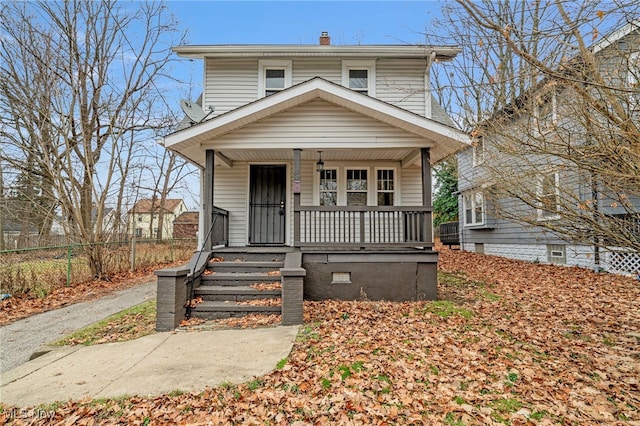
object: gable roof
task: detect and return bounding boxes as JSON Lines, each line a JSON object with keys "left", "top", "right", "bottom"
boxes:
{"left": 162, "top": 77, "right": 469, "bottom": 166}
{"left": 174, "top": 211, "right": 199, "bottom": 224}
{"left": 130, "top": 199, "right": 183, "bottom": 214}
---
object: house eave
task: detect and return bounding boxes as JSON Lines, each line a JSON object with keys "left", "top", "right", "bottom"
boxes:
{"left": 172, "top": 44, "right": 461, "bottom": 61}
{"left": 162, "top": 78, "right": 470, "bottom": 167}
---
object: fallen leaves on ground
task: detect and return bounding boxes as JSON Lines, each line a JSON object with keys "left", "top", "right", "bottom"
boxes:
{"left": 265, "top": 270, "right": 281, "bottom": 276}
{"left": 3, "top": 248, "right": 640, "bottom": 425}
{"left": 237, "top": 298, "right": 281, "bottom": 307}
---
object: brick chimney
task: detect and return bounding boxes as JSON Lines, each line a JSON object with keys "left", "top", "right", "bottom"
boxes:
{"left": 319, "top": 31, "right": 330, "bottom": 45}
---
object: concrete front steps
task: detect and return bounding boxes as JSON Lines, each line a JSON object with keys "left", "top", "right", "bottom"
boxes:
{"left": 190, "top": 248, "right": 289, "bottom": 320}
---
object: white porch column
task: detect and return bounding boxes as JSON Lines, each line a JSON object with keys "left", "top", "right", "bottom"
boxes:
{"left": 203, "top": 149, "right": 215, "bottom": 250}
{"left": 421, "top": 148, "right": 433, "bottom": 244}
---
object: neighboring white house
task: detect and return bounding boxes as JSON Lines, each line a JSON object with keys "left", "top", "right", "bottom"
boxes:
{"left": 128, "top": 199, "right": 187, "bottom": 240}
{"left": 457, "top": 22, "right": 640, "bottom": 275}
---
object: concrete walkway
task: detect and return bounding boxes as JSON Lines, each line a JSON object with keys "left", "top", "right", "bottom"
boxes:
{"left": 0, "top": 326, "right": 299, "bottom": 407}
{"left": 0, "top": 281, "right": 157, "bottom": 374}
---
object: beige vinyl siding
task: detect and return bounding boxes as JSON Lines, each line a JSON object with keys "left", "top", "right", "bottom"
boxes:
{"left": 376, "top": 58, "right": 426, "bottom": 116}
{"left": 212, "top": 99, "right": 428, "bottom": 149}
{"left": 205, "top": 58, "right": 258, "bottom": 116}
{"left": 293, "top": 59, "right": 341, "bottom": 85}
{"left": 400, "top": 166, "right": 423, "bottom": 206}
{"left": 214, "top": 164, "right": 249, "bottom": 246}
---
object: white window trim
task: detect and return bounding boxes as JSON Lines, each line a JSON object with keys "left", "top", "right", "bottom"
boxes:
{"left": 342, "top": 60, "right": 376, "bottom": 97}
{"left": 318, "top": 167, "right": 339, "bottom": 206}
{"left": 537, "top": 171, "right": 561, "bottom": 221}
{"left": 463, "top": 191, "right": 484, "bottom": 226}
{"left": 472, "top": 136, "right": 485, "bottom": 167}
{"left": 345, "top": 167, "right": 370, "bottom": 206}
{"left": 316, "top": 165, "right": 404, "bottom": 206}
{"left": 258, "top": 60, "right": 292, "bottom": 98}
{"left": 375, "top": 167, "right": 397, "bottom": 206}
{"left": 628, "top": 51, "right": 639, "bottom": 87}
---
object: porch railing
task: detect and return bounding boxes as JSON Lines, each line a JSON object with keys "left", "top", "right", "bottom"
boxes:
{"left": 294, "top": 206, "right": 432, "bottom": 248}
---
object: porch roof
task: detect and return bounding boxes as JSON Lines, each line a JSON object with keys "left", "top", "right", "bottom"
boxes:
{"left": 161, "top": 78, "right": 470, "bottom": 168}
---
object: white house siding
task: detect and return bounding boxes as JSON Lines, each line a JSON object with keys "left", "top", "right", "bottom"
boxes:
{"left": 376, "top": 59, "right": 426, "bottom": 117}
{"left": 292, "top": 59, "right": 341, "bottom": 85}
{"left": 204, "top": 58, "right": 259, "bottom": 116}
{"left": 400, "top": 167, "right": 423, "bottom": 206}
{"left": 211, "top": 99, "right": 430, "bottom": 150}
{"left": 203, "top": 58, "right": 430, "bottom": 119}
{"left": 214, "top": 164, "right": 249, "bottom": 246}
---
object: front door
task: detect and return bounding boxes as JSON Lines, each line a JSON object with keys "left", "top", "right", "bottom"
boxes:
{"left": 249, "top": 165, "right": 286, "bottom": 245}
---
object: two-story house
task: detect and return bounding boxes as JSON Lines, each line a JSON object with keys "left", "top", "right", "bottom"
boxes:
{"left": 457, "top": 22, "right": 640, "bottom": 276}
{"left": 155, "top": 33, "right": 469, "bottom": 328}
{"left": 129, "top": 198, "right": 187, "bottom": 240}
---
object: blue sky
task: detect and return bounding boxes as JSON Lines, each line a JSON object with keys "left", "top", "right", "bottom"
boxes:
{"left": 167, "top": 1, "right": 444, "bottom": 46}
{"left": 161, "top": 1, "right": 446, "bottom": 207}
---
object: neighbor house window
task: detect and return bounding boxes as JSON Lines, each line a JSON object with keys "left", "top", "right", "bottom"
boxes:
{"left": 137, "top": 214, "right": 143, "bottom": 222}
{"left": 534, "top": 86, "right": 557, "bottom": 134}
{"left": 342, "top": 60, "right": 376, "bottom": 96}
{"left": 376, "top": 169, "right": 395, "bottom": 206}
{"left": 463, "top": 191, "right": 484, "bottom": 226}
{"left": 319, "top": 169, "right": 338, "bottom": 206}
{"left": 538, "top": 171, "right": 560, "bottom": 220}
{"left": 346, "top": 169, "right": 368, "bottom": 206}
{"left": 258, "top": 60, "right": 292, "bottom": 98}
{"left": 472, "top": 136, "right": 485, "bottom": 166}
{"left": 135, "top": 228, "right": 143, "bottom": 237}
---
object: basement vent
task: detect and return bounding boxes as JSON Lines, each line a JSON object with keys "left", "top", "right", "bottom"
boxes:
{"left": 332, "top": 272, "right": 352, "bottom": 284}
{"left": 547, "top": 244, "right": 566, "bottom": 265}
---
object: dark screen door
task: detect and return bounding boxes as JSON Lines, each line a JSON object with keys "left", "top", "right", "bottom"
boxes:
{"left": 249, "top": 165, "right": 286, "bottom": 245}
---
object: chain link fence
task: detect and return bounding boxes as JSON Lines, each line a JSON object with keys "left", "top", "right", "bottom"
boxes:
{"left": 0, "top": 239, "right": 196, "bottom": 298}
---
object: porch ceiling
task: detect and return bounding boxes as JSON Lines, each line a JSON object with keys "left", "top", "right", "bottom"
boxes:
{"left": 216, "top": 148, "right": 416, "bottom": 163}
{"left": 161, "top": 78, "right": 470, "bottom": 168}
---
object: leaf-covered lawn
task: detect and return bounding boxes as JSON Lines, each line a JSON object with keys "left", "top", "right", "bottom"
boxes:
{"left": 2, "top": 249, "right": 639, "bottom": 425}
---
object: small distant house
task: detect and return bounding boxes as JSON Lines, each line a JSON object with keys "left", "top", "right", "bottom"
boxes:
{"left": 173, "top": 211, "right": 199, "bottom": 239}
{"left": 128, "top": 198, "right": 187, "bottom": 240}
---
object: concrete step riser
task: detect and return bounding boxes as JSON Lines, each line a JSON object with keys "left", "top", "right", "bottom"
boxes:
{"left": 196, "top": 294, "right": 281, "bottom": 302}
{"left": 191, "top": 310, "right": 280, "bottom": 320}
{"left": 211, "top": 265, "right": 283, "bottom": 273}
{"left": 213, "top": 253, "right": 287, "bottom": 262}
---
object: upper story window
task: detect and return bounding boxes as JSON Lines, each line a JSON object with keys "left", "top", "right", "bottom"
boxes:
{"left": 538, "top": 171, "right": 560, "bottom": 220}
{"left": 534, "top": 86, "right": 557, "bottom": 134}
{"left": 258, "top": 60, "right": 292, "bottom": 98}
{"left": 342, "top": 60, "right": 376, "bottom": 97}
{"left": 463, "top": 191, "right": 484, "bottom": 226}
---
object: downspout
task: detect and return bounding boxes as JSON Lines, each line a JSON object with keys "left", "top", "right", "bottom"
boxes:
{"left": 425, "top": 51, "right": 437, "bottom": 118}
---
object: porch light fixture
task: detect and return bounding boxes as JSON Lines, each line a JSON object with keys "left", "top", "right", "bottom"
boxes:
{"left": 316, "top": 151, "right": 324, "bottom": 172}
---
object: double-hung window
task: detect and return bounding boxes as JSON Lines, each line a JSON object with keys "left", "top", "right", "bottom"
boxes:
{"left": 342, "top": 60, "right": 376, "bottom": 96}
{"left": 538, "top": 171, "right": 560, "bottom": 220}
{"left": 319, "top": 169, "right": 338, "bottom": 206}
{"left": 346, "top": 169, "right": 368, "bottom": 206}
{"left": 258, "top": 60, "right": 292, "bottom": 98}
{"left": 463, "top": 191, "right": 484, "bottom": 226}
{"left": 376, "top": 169, "right": 394, "bottom": 206}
